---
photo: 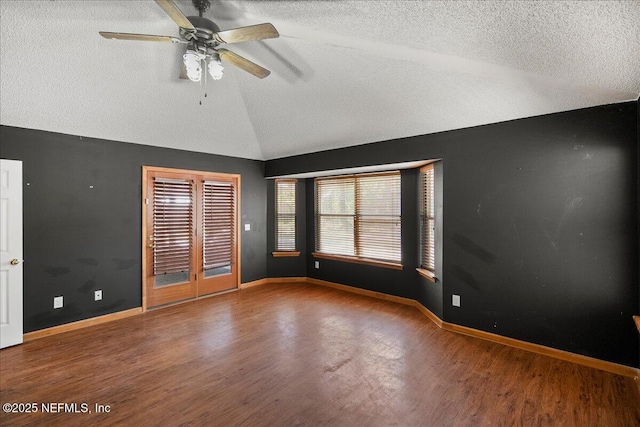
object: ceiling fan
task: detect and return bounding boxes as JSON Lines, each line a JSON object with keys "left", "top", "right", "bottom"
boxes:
{"left": 99, "top": 0, "right": 279, "bottom": 81}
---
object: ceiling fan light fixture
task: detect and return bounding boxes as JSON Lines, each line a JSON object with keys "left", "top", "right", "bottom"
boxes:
{"left": 208, "top": 55, "right": 224, "bottom": 80}
{"left": 100, "top": 1, "right": 279, "bottom": 81}
{"left": 183, "top": 49, "right": 204, "bottom": 82}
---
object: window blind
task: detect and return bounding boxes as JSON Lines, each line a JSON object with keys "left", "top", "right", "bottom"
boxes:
{"left": 316, "top": 172, "right": 401, "bottom": 263}
{"left": 202, "top": 181, "right": 235, "bottom": 271}
{"left": 356, "top": 173, "right": 401, "bottom": 262}
{"left": 275, "top": 179, "right": 297, "bottom": 251}
{"left": 316, "top": 176, "right": 355, "bottom": 257}
{"left": 152, "top": 178, "right": 193, "bottom": 276}
{"left": 420, "top": 165, "right": 435, "bottom": 271}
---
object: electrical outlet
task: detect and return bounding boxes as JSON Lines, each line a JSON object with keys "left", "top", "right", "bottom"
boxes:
{"left": 314, "top": 261, "right": 319, "bottom": 269}
{"left": 53, "top": 296, "right": 63, "bottom": 309}
{"left": 95, "top": 290, "right": 103, "bottom": 301}
{"left": 452, "top": 294, "right": 461, "bottom": 307}
{"left": 244, "top": 223, "right": 250, "bottom": 231}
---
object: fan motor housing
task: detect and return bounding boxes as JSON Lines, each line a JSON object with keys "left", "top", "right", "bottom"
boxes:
{"left": 181, "top": 16, "right": 221, "bottom": 44}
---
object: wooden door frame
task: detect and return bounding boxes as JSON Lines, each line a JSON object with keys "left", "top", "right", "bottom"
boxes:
{"left": 142, "top": 166, "right": 241, "bottom": 312}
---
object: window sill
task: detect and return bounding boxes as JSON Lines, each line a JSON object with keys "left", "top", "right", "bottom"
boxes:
{"left": 312, "top": 252, "right": 403, "bottom": 271}
{"left": 416, "top": 268, "right": 437, "bottom": 283}
{"left": 272, "top": 251, "right": 301, "bottom": 257}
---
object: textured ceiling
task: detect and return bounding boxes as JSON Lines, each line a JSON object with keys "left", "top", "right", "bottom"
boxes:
{"left": 1, "top": 1, "right": 638, "bottom": 161}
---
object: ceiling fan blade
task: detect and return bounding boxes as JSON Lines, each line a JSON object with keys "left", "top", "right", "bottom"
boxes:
{"left": 99, "top": 32, "right": 184, "bottom": 43}
{"left": 214, "top": 23, "right": 279, "bottom": 44}
{"left": 218, "top": 49, "right": 271, "bottom": 79}
{"left": 154, "top": 0, "right": 196, "bottom": 31}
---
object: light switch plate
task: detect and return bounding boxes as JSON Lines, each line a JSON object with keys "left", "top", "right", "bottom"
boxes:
{"left": 54, "top": 296, "right": 63, "bottom": 309}
{"left": 244, "top": 223, "right": 250, "bottom": 231}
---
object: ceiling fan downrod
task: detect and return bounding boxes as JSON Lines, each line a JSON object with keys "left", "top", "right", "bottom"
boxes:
{"left": 192, "top": 0, "right": 211, "bottom": 17}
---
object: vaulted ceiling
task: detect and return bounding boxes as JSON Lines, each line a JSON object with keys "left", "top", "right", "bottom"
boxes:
{"left": 1, "top": 1, "right": 638, "bottom": 160}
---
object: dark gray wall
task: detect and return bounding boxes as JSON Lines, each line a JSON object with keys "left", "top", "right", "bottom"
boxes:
{"left": 265, "top": 102, "right": 639, "bottom": 368}
{"left": 2, "top": 101, "right": 637, "bottom": 367}
{"left": 0, "top": 126, "right": 267, "bottom": 333}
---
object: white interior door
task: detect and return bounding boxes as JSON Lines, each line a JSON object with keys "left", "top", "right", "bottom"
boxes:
{"left": 0, "top": 159, "right": 23, "bottom": 349}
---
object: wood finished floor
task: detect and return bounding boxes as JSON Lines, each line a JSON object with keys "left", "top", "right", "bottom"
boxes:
{"left": 1, "top": 282, "right": 638, "bottom": 426}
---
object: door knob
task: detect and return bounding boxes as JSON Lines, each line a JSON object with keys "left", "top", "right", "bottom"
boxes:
{"left": 10, "top": 259, "right": 20, "bottom": 265}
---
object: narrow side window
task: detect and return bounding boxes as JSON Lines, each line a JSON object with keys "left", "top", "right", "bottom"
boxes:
{"left": 420, "top": 165, "right": 435, "bottom": 272}
{"left": 275, "top": 179, "right": 297, "bottom": 251}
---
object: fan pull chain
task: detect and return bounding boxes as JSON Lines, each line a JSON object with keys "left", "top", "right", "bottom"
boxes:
{"left": 200, "top": 60, "right": 208, "bottom": 105}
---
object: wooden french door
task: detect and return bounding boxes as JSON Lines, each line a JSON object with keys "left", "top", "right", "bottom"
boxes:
{"left": 143, "top": 167, "right": 240, "bottom": 309}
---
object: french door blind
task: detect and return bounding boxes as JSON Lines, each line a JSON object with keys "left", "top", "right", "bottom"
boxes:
{"left": 152, "top": 178, "right": 194, "bottom": 276}
{"left": 202, "top": 181, "right": 235, "bottom": 271}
